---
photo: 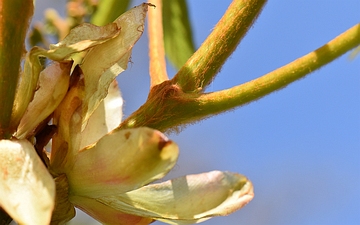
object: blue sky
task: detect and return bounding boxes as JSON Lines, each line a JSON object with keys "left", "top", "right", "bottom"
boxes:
{"left": 33, "top": 1, "right": 360, "bottom": 225}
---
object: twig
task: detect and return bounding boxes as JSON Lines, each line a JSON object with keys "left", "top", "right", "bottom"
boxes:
{"left": 148, "top": 0, "right": 168, "bottom": 88}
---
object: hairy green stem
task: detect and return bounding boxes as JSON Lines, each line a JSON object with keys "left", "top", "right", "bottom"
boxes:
{"left": 0, "top": 0, "right": 33, "bottom": 138}
{"left": 173, "top": 0, "right": 267, "bottom": 93}
{"left": 197, "top": 23, "right": 360, "bottom": 116}
{"left": 120, "top": 23, "right": 360, "bottom": 132}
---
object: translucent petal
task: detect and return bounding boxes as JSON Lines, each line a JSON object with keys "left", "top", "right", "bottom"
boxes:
{"left": 12, "top": 11, "right": 121, "bottom": 124}
{"left": 102, "top": 79, "right": 123, "bottom": 130}
{"left": 0, "top": 139, "right": 55, "bottom": 225}
{"left": 98, "top": 171, "right": 253, "bottom": 224}
{"left": 15, "top": 61, "right": 71, "bottom": 139}
{"left": 80, "top": 3, "right": 150, "bottom": 126}
{"left": 70, "top": 196, "right": 153, "bottom": 225}
{"left": 47, "top": 22, "right": 121, "bottom": 61}
{"left": 51, "top": 4, "right": 151, "bottom": 170}
{"left": 67, "top": 127, "right": 179, "bottom": 198}
{"left": 79, "top": 79, "right": 123, "bottom": 149}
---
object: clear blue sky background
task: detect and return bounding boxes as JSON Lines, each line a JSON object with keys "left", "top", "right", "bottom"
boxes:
{"left": 32, "top": 1, "right": 359, "bottom": 225}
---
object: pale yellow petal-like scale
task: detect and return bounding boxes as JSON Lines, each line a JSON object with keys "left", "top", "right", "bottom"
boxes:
{"left": 15, "top": 61, "right": 71, "bottom": 139}
{"left": 67, "top": 127, "right": 179, "bottom": 198}
{"left": 0, "top": 139, "right": 55, "bottom": 225}
{"left": 98, "top": 171, "right": 253, "bottom": 224}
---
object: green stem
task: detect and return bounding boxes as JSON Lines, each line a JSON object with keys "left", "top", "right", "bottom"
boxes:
{"left": 173, "top": 0, "right": 267, "bottom": 93}
{"left": 120, "top": 23, "right": 360, "bottom": 132}
{"left": 0, "top": 0, "right": 34, "bottom": 138}
{"left": 197, "top": 23, "right": 360, "bottom": 117}
{"left": 91, "top": 0, "right": 131, "bottom": 26}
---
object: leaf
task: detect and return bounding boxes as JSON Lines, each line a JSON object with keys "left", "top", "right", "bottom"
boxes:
{"left": 15, "top": 61, "right": 72, "bottom": 139}
{"left": 0, "top": 139, "right": 55, "bottom": 225}
{"left": 91, "top": 0, "right": 132, "bottom": 26}
{"left": 67, "top": 127, "right": 179, "bottom": 198}
{"left": 163, "top": 0, "right": 195, "bottom": 69}
{"left": 98, "top": 171, "right": 253, "bottom": 224}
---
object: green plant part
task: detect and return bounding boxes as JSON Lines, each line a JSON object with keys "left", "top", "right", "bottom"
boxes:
{"left": 0, "top": 3, "right": 254, "bottom": 225}
{"left": 0, "top": 0, "right": 359, "bottom": 224}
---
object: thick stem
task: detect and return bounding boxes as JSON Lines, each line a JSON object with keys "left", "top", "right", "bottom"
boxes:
{"left": 172, "top": 0, "right": 267, "bottom": 92}
{"left": 0, "top": 0, "right": 33, "bottom": 138}
{"left": 120, "top": 24, "right": 360, "bottom": 132}
{"left": 148, "top": 0, "right": 168, "bottom": 88}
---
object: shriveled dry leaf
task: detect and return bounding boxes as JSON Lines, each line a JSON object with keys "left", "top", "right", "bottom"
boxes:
{"left": 80, "top": 3, "right": 150, "bottom": 127}
{"left": 46, "top": 22, "right": 121, "bottom": 61}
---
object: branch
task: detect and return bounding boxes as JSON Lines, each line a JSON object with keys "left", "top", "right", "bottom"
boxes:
{"left": 148, "top": 0, "right": 168, "bottom": 88}
{"left": 196, "top": 23, "right": 360, "bottom": 117}
{"left": 119, "top": 23, "right": 360, "bottom": 132}
{"left": 0, "top": 0, "right": 33, "bottom": 138}
{"left": 173, "top": 0, "right": 267, "bottom": 93}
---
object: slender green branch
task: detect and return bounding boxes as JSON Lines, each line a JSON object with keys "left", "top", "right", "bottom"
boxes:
{"left": 120, "top": 23, "right": 360, "bottom": 132}
{"left": 196, "top": 23, "right": 360, "bottom": 116}
{"left": 172, "top": 0, "right": 267, "bottom": 93}
{"left": 0, "top": 0, "right": 33, "bottom": 138}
